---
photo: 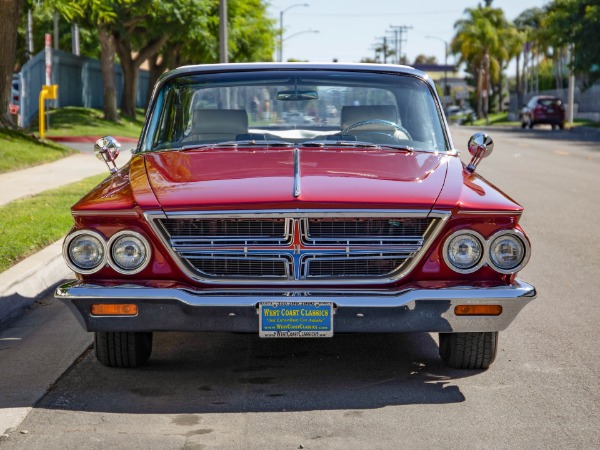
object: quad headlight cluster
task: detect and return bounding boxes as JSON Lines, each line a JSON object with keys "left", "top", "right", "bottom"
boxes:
{"left": 443, "top": 229, "right": 530, "bottom": 274}
{"left": 64, "top": 230, "right": 151, "bottom": 275}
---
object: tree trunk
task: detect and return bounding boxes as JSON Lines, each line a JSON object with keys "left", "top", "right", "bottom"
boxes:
{"left": 97, "top": 27, "right": 119, "bottom": 122}
{"left": 114, "top": 34, "right": 169, "bottom": 120}
{"left": 0, "top": 0, "right": 22, "bottom": 129}
{"left": 516, "top": 52, "right": 522, "bottom": 110}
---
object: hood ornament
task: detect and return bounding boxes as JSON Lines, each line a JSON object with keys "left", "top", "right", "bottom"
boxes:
{"left": 466, "top": 133, "right": 494, "bottom": 173}
{"left": 94, "top": 136, "right": 121, "bottom": 174}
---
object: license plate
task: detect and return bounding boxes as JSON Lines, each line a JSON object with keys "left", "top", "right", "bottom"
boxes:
{"left": 259, "top": 302, "right": 333, "bottom": 338}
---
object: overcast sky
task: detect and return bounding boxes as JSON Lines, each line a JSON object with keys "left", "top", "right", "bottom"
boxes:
{"left": 268, "top": 0, "right": 550, "bottom": 67}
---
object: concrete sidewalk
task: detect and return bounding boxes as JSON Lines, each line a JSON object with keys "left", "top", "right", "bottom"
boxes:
{"left": 0, "top": 139, "right": 132, "bottom": 326}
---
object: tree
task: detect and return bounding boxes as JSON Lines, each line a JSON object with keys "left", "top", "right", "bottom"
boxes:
{"left": 50, "top": 0, "right": 122, "bottom": 121}
{"left": 0, "top": 0, "right": 23, "bottom": 129}
{"left": 514, "top": 8, "right": 544, "bottom": 106}
{"left": 144, "top": 0, "right": 275, "bottom": 103}
{"left": 545, "top": 0, "right": 600, "bottom": 87}
{"left": 451, "top": 6, "right": 510, "bottom": 119}
{"left": 413, "top": 55, "right": 438, "bottom": 65}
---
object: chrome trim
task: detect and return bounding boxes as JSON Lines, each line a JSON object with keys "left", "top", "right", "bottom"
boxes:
{"left": 442, "top": 230, "right": 486, "bottom": 274}
{"left": 144, "top": 210, "right": 450, "bottom": 285}
{"left": 107, "top": 231, "right": 152, "bottom": 275}
{"left": 73, "top": 210, "right": 139, "bottom": 217}
{"left": 62, "top": 230, "right": 108, "bottom": 275}
{"left": 457, "top": 210, "right": 522, "bottom": 216}
{"left": 293, "top": 147, "right": 301, "bottom": 198}
{"left": 486, "top": 229, "right": 531, "bottom": 274}
{"left": 55, "top": 280, "right": 537, "bottom": 333}
{"left": 158, "top": 209, "right": 441, "bottom": 219}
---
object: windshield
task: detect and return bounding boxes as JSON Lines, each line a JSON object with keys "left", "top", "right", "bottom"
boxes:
{"left": 144, "top": 70, "right": 449, "bottom": 152}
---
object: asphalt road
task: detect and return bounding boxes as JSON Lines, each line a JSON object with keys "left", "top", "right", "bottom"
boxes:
{"left": 2, "top": 126, "right": 599, "bottom": 449}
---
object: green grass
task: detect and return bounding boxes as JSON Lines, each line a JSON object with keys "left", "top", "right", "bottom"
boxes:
{"left": 471, "top": 112, "right": 600, "bottom": 129}
{"left": 569, "top": 118, "right": 600, "bottom": 129}
{"left": 472, "top": 112, "right": 520, "bottom": 127}
{"left": 0, "top": 173, "right": 107, "bottom": 273}
{"left": 36, "top": 106, "right": 145, "bottom": 139}
{"left": 0, "top": 128, "right": 76, "bottom": 174}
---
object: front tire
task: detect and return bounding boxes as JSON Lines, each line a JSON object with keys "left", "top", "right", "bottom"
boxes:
{"left": 95, "top": 331, "right": 153, "bottom": 368}
{"left": 439, "top": 332, "right": 498, "bottom": 370}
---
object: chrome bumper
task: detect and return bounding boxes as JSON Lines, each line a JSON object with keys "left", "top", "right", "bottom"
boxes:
{"left": 55, "top": 280, "right": 536, "bottom": 333}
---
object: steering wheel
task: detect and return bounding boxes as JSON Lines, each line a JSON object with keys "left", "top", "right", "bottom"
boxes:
{"left": 341, "top": 119, "right": 413, "bottom": 140}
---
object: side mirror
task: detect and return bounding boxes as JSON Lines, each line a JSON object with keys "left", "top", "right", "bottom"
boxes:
{"left": 466, "top": 132, "right": 493, "bottom": 173}
{"left": 94, "top": 136, "right": 121, "bottom": 174}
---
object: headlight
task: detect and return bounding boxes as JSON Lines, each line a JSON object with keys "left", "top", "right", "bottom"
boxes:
{"left": 443, "top": 231, "right": 484, "bottom": 273}
{"left": 64, "top": 231, "right": 107, "bottom": 274}
{"left": 108, "top": 231, "right": 151, "bottom": 274}
{"left": 489, "top": 232, "right": 527, "bottom": 273}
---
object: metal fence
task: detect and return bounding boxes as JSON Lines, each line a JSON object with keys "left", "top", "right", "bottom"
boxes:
{"left": 18, "top": 49, "right": 149, "bottom": 127}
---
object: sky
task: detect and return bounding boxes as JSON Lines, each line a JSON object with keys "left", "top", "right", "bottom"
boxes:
{"left": 268, "top": 0, "right": 550, "bottom": 68}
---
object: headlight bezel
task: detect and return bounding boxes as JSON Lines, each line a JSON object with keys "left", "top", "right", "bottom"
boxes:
{"left": 442, "top": 230, "right": 486, "bottom": 274}
{"left": 107, "top": 230, "right": 152, "bottom": 275}
{"left": 443, "top": 228, "right": 530, "bottom": 275}
{"left": 63, "top": 230, "right": 108, "bottom": 274}
{"left": 486, "top": 229, "right": 530, "bottom": 274}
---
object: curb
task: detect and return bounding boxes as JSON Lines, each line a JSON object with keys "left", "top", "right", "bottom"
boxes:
{"left": 0, "top": 239, "right": 72, "bottom": 327}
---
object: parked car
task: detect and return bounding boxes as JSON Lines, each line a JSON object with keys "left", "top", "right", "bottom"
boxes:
{"left": 56, "top": 63, "right": 536, "bottom": 370}
{"left": 10, "top": 74, "right": 20, "bottom": 116}
{"left": 521, "top": 95, "right": 565, "bottom": 129}
{"left": 446, "top": 105, "right": 477, "bottom": 125}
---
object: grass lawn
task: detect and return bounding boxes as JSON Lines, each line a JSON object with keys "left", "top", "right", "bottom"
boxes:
{"left": 38, "top": 106, "right": 145, "bottom": 139}
{"left": 0, "top": 128, "right": 76, "bottom": 174}
{"left": 471, "top": 112, "right": 599, "bottom": 129}
{"left": 0, "top": 173, "right": 107, "bottom": 273}
{"left": 472, "top": 112, "right": 520, "bottom": 127}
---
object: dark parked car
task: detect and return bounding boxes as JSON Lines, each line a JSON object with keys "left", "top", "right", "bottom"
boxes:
{"left": 521, "top": 95, "right": 565, "bottom": 129}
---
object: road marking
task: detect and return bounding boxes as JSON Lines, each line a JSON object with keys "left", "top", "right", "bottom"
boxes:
{"left": 554, "top": 150, "right": 570, "bottom": 156}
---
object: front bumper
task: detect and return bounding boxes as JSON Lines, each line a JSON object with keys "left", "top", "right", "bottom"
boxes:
{"left": 55, "top": 280, "right": 536, "bottom": 333}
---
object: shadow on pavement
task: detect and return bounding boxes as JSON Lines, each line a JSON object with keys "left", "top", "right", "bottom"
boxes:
{"left": 28, "top": 331, "right": 485, "bottom": 414}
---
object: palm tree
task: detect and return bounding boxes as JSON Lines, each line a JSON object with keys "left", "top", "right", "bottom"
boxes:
{"left": 451, "top": 6, "right": 510, "bottom": 119}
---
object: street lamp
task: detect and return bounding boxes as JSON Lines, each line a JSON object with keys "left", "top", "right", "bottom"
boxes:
{"left": 284, "top": 29, "right": 319, "bottom": 42}
{"left": 426, "top": 35, "right": 449, "bottom": 99}
{"left": 279, "top": 3, "right": 309, "bottom": 62}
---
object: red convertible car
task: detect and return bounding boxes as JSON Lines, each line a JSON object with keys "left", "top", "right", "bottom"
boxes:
{"left": 56, "top": 63, "right": 536, "bottom": 370}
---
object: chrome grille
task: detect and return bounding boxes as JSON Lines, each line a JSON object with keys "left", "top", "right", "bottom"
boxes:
{"left": 148, "top": 212, "right": 446, "bottom": 284}
{"left": 158, "top": 218, "right": 291, "bottom": 246}
{"left": 183, "top": 254, "right": 291, "bottom": 278}
{"left": 303, "top": 253, "right": 412, "bottom": 278}
{"left": 302, "top": 218, "right": 432, "bottom": 245}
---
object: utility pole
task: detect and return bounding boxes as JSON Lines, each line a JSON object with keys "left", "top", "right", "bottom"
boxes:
{"left": 389, "top": 25, "right": 412, "bottom": 65}
{"left": 219, "top": 0, "right": 228, "bottom": 63}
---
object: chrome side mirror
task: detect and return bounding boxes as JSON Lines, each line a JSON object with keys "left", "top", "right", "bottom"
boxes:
{"left": 94, "top": 136, "right": 121, "bottom": 174}
{"left": 466, "top": 133, "right": 494, "bottom": 173}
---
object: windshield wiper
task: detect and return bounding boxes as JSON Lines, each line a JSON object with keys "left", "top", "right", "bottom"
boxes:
{"left": 181, "top": 140, "right": 294, "bottom": 150}
{"left": 302, "top": 140, "right": 380, "bottom": 148}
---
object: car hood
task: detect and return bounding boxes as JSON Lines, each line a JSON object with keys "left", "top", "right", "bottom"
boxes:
{"left": 143, "top": 147, "right": 450, "bottom": 211}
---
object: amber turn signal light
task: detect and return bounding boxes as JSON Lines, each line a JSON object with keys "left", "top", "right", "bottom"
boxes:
{"left": 454, "top": 305, "right": 502, "bottom": 316}
{"left": 90, "top": 304, "right": 138, "bottom": 316}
